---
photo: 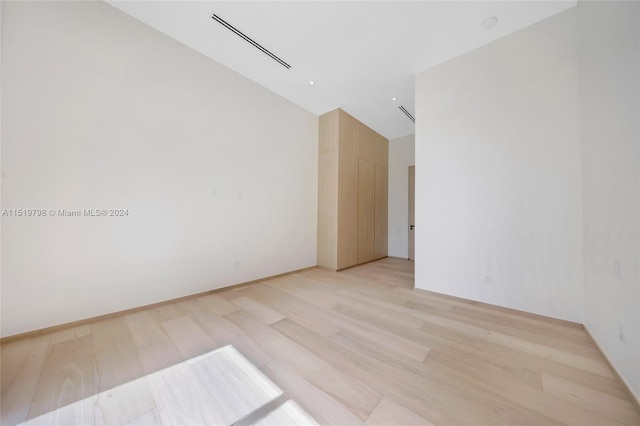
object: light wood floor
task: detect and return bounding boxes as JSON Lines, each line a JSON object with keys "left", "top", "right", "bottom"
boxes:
{"left": 2, "top": 257, "right": 639, "bottom": 425}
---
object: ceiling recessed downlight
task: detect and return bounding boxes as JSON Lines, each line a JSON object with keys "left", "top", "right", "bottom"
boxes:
{"left": 392, "top": 97, "right": 397, "bottom": 101}
{"left": 482, "top": 17, "right": 498, "bottom": 29}
{"left": 309, "top": 80, "right": 315, "bottom": 85}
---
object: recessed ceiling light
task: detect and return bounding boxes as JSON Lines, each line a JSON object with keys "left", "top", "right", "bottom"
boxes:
{"left": 309, "top": 80, "right": 315, "bottom": 85}
{"left": 483, "top": 17, "right": 498, "bottom": 29}
{"left": 392, "top": 97, "right": 397, "bottom": 101}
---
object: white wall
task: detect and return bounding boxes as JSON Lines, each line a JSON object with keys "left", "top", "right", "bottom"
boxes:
{"left": 415, "top": 9, "right": 584, "bottom": 322}
{"left": 1, "top": 1, "right": 318, "bottom": 337}
{"left": 0, "top": 1, "right": 3, "bottom": 336}
{"left": 416, "top": 1, "right": 640, "bottom": 398}
{"left": 388, "top": 134, "right": 415, "bottom": 258}
{"left": 579, "top": 1, "right": 640, "bottom": 400}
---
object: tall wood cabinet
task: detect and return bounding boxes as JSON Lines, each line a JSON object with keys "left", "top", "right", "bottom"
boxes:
{"left": 318, "top": 108, "right": 388, "bottom": 270}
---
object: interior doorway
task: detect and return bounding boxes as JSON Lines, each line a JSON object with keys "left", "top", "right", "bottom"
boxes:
{"left": 408, "top": 165, "right": 415, "bottom": 260}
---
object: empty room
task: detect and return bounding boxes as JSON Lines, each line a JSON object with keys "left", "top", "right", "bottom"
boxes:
{"left": 1, "top": 1, "right": 639, "bottom": 425}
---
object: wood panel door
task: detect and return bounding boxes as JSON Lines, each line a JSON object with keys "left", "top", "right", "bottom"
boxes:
{"left": 408, "top": 166, "right": 415, "bottom": 261}
{"left": 317, "top": 150, "right": 339, "bottom": 270}
{"left": 337, "top": 153, "right": 359, "bottom": 269}
{"left": 374, "top": 165, "right": 388, "bottom": 259}
{"left": 357, "top": 159, "right": 375, "bottom": 263}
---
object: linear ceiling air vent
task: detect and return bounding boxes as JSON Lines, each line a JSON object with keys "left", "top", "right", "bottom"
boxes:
{"left": 212, "top": 14, "right": 291, "bottom": 69}
{"left": 399, "top": 106, "right": 415, "bottom": 123}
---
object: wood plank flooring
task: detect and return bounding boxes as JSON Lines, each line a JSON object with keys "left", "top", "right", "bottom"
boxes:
{"left": 2, "top": 257, "right": 639, "bottom": 425}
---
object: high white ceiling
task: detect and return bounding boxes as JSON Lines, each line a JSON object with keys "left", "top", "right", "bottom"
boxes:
{"left": 108, "top": 1, "right": 576, "bottom": 139}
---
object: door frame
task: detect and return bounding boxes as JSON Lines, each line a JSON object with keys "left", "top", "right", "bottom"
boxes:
{"left": 408, "top": 165, "right": 415, "bottom": 261}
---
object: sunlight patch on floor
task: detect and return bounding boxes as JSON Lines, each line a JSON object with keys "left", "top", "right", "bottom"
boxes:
{"left": 19, "top": 345, "right": 314, "bottom": 426}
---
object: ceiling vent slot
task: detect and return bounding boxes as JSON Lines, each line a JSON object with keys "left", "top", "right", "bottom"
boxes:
{"left": 211, "top": 14, "right": 292, "bottom": 69}
{"left": 399, "top": 106, "right": 415, "bottom": 123}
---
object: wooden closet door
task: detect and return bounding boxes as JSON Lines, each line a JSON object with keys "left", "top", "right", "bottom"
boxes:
{"left": 337, "top": 153, "right": 359, "bottom": 269}
{"left": 358, "top": 159, "right": 375, "bottom": 263}
{"left": 374, "top": 164, "right": 388, "bottom": 259}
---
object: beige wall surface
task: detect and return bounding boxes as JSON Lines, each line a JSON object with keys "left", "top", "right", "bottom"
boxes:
{"left": 579, "top": 0, "right": 640, "bottom": 401}
{"left": 416, "top": 1, "right": 640, "bottom": 399}
{"left": 1, "top": 1, "right": 318, "bottom": 337}
{"left": 388, "top": 134, "right": 414, "bottom": 259}
{"left": 415, "top": 8, "right": 583, "bottom": 323}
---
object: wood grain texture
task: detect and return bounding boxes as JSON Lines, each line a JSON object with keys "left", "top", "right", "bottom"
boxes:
{"left": 231, "top": 296, "right": 285, "bottom": 325}
{"left": 254, "top": 400, "right": 318, "bottom": 426}
{"left": 358, "top": 124, "right": 379, "bottom": 164}
{"left": 49, "top": 325, "right": 90, "bottom": 345}
{"left": 161, "top": 316, "right": 216, "bottom": 360}
{"left": 261, "top": 359, "right": 364, "bottom": 426}
{"left": 374, "top": 164, "right": 388, "bottom": 259}
{"left": 187, "top": 346, "right": 282, "bottom": 424}
{"left": 319, "top": 108, "right": 339, "bottom": 153}
{"left": 144, "top": 358, "right": 228, "bottom": 425}
{"left": 27, "top": 335, "right": 97, "bottom": 420}
{"left": 125, "top": 311, "right": 169, "bottom": 349}
{"left": 193, "top": 294, "right": 238, "bottom": 317}
{"left": 91, "top": 317, "right": 145, "bottom": 392}
{"left": 541, "top": 372, "right": 640, "bottom": 425}
{"left": 358, "top": 159, "right": 376, "bottom": 263}
{"left": 2, "top": 258, "right": 638, "bottom": 425}
{"left": 376, "top": 136, "right": 388, "bottom": 168}
{"left": 366, "top": 396, "right": 434, "bottom": 426}
{"left": 338, "top": 152, "right": 359, "bottom": 269}
{"left": 21, "top": 394, "right": 97, "bottom": 426}
{"left": 1, "top": 335, "right": 51, "bottom": 425}
{"left": 318, "top": 108, "right": 388, "bottom": 271}
{"left": 93, "top": 378, "right": 156, "bottom": 426}
{"left": 91, "top": 317, "right": 156, "bottom": 424}
{"left": 178, "top": 299, "right": 273, "bottom": 368}
{"left": 318, "top": 150, "right": 339, "bottom": 269}
{"left": 226, "top": 311, "right": 380, "bottom": 421}
{"left": 339, "top": 109, "right": 359, "bottom": 156}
